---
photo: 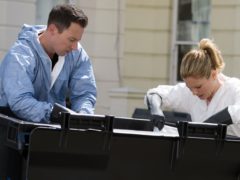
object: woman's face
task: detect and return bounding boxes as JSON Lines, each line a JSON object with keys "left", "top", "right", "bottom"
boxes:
{"left": 183, "top": 71, "right": 218, "bottom": 101}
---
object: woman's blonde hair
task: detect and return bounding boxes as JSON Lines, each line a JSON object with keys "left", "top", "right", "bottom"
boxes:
{"left": 180, "top": 38, "right": 225, "bottom": 79}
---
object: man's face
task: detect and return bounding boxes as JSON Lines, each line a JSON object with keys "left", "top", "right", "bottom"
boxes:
{"left": 52, "top": 22, "right": 84, "bottom": 56}
{"left": 183, "top": 72, "right": 216, "bottom": 101}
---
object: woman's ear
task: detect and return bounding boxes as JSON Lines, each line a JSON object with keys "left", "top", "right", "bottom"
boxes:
{"left": 211, "top": 70, "right": 218, "bottom": 80}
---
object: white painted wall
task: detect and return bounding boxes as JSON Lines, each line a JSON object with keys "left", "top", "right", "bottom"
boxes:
{"left": 0, "top": 0, "right": 36, "bottom": 60}
{"left": 76, "top": 0, "right": 125, "bottom": 115}
{"left": 1, "top": 0, "right": 240, "bottom": 118}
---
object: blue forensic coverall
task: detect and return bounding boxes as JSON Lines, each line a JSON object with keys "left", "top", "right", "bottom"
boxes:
{"left": 0, "top": 24, "right": 97, "bottom": 123}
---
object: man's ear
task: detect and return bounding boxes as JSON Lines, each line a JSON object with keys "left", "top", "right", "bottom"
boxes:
{"left": 48, "top": 24, "right": 58, "bottom": 35}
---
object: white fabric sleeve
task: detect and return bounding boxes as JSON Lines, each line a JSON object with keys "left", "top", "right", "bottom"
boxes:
{"left": 146, "top": 93, "right": 164, "bottom": 116}
{"left": 146, "top": 83, "right": 192, "bottom": 112}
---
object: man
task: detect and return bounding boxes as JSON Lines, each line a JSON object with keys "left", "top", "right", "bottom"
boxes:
{"left": 0, "top": 4, "right": 97, "bottom": 123}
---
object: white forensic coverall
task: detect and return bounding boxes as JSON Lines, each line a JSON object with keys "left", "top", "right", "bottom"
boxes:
{"left": 0, "top": 24, "right": 97, "bottom": 123}
{"left": 147, "top": 74, "right": 240, "bottom": 137}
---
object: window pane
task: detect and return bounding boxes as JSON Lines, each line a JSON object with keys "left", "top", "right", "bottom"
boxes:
{"left": 175, "top": 0, "right": 211, "bottom": 82}
{"left": 177, "top": 0, "right": 210, "bottom": 41}
{"left": 191, "top": 0, "right": 211, "bottom": 41}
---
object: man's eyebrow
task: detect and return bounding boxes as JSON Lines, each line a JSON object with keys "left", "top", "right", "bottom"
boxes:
{"left": 69, "top": 37, "right": 79, "bottom": 41}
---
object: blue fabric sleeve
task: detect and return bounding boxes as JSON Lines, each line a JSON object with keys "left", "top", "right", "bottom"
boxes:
{"left": 69, "top": 49, "right": 97, "bottom": 114}
{"left": 2, "top": 52, "right": 52, "bottom": 122}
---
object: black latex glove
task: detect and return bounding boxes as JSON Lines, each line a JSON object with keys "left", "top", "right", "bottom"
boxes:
{"left": 50, "top": 103, "right": 69, "bottom": 123}
{"left": 204, "top": 107, "right": 233, "bottom": 125}
{"left": 150, "top": 114, "right": 165, "bottom": 130}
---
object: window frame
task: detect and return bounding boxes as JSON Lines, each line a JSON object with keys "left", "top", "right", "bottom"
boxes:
{"left": 170, "top": 0, "right": 210, "bottom": 84}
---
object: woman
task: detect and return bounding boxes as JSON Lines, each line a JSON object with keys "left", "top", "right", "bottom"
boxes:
{"left": 146, "top": 38, "right": 240, "bottom": 137}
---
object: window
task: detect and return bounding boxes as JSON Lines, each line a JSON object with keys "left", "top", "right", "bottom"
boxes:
{"left": 170, "top": 0, "right": 211, "bottom": 83}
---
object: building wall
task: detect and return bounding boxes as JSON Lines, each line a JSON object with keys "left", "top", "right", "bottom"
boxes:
{"left": 123, "top": 0, "right": 172, "bottom": 91}
{"left": 117, "top": 0, "right": 240, "bottom": 117}
{"left": 211, "top": 0, "right": 240, "bottom": 78}
{"left": 1, "top": 0, "right": 240, "bottom": 118}
{"left": 76, "top": 0, "right": 125, "bottom": 115}
{"left": 109, "top": 0, "right": 173, "bottom": 117}
{"left": 0, "top": 0, "right": 36, "bottom": 60}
